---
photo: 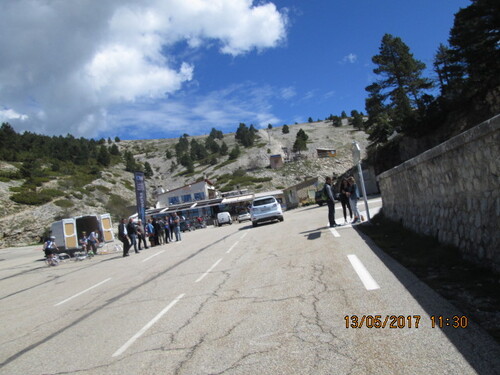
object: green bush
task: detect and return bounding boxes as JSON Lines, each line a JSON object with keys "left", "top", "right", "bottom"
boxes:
{"left": 40, "top": 188, "right": 65, "bottom": 198}
{"left": 9, "top": 186, "right": 23, "bottom": 193}
{"left": 95, "top": 185, "right": 111, "bottom": 193}
{"left": 54, "top": 199, "right": 74, "bottom": 208}
{"left": 10, "top": 191, "right": 52, "bottom": 205}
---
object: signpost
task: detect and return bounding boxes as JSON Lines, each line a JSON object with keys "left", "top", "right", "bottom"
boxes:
{"left": 352, "top": 141, "right": 371, "bottom": 222}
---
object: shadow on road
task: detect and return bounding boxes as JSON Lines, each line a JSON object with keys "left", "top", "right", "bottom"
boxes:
{"left": 352, "top": 224, "right": 500, "bottom": 374}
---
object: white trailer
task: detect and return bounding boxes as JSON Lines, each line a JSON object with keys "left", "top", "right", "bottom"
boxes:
{"left": 50, "top": 213, "right": 115, "bottom": 253}
{"left": 50, "top": 218, "right": 78, "bottom": 251}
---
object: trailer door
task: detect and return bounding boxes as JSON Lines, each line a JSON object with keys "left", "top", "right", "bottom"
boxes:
{"left": 63, "top": 218, "right": 78, "bottom": 249}
{"left": 100, "top": 214, "right": 114, "bottom": 242}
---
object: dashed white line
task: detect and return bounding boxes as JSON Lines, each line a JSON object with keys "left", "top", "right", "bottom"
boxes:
{"left": 347, "top": 254, "right": 380, "bottom": 291}
{"left": 195, "top": 258, "right": 223, "bottom": 283}
{"left": 55, "top": 278, "right": 112, "bottom": 306}
{"left": 112, "top": 293, "right": 185, "bottom": 357}
{"left": 329, "top": 228, "right": 341, "bottom": 237}
{"left": 142, "top": 250, "right": 165, "bottom": 262}
{"left": 226, "top": 241, "right": 239, "bottom": 254}
{"left": 240, "top": 232, "right": 248, "bottom": 239}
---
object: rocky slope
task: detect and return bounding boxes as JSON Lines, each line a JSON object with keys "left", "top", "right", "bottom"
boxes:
{"left": 0, "top": 121, "right": 369, "bottom": 247}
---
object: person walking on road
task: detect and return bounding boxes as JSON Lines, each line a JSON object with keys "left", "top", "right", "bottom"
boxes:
{"left": 136, "top": 219, "right": 148, "bottom": 250}
{"left": 339, "top": 178, "right": 353, "bottom": 224}
{"left": 118, "top": 218, "right": 130, "bottom": 257}
{"left": 127, "top": 218, "right": 140, "bottom": 253}
{"left": 173, "top": 212, "right": 182, "bottom": 242}
{"left": 346, "top": 176, "right": 361, "bottom": 224}
{"left": 324, "top": 176, "right": 338, "bottom": 228}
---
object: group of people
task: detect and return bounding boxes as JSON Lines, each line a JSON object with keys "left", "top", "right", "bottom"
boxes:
{"left": 118, "top": 213, "right": 183, "bottom": 257}
{"left": 324, "top": 175, "right": 362, "bottom": 228}
{"left": 78, "top": 230, "right": 100, "bottom": 255}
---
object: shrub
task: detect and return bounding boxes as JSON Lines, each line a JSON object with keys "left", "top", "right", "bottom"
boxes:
{"left": 54, "top": 199, "right": 74, "bottom": 208}
{"left": 10, "top": 191, "right": 52, "bottom": 205}
{"left": 95, "top": 185, "right": 111, "bottom": 193}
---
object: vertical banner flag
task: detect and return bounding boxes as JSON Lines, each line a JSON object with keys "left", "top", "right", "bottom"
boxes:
{"left": 134, "top": 172, "right": 147, "bottom": 224}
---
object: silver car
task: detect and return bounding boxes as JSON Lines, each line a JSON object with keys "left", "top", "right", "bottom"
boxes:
{"left": 250, "top": 196, "right": 284, "bottom": 227}
{"left": 237, "top": 212, "right": 251, "bottom": 223}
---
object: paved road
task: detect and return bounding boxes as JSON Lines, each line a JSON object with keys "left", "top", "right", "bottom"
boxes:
{"left": 1, "top": 198, "right": 499, "bottom": 375}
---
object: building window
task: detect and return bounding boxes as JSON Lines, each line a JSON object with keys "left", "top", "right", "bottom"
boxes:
{"left": 194, "top": 192, "right": 205, "bottom": 201}
{"left": 169, "top": 196, "right": 180, "bottom": 205}
{"left": 182, "top": 194, "right": 192, "bottom": 203}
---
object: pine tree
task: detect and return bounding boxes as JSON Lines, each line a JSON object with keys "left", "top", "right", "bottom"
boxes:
{"left": 144, "top": 161, "right": 154, "bottom": 178}
{"left": 97, "top": 145, "right": 111, "bottom": 166}
{"left": 365, "top": 34, "right": 432, "bottom": 138}
{"left": 220, "top": 141, "right": 229, "bottom": 156}
{"left": 448, "top": 0, "right": 500, "bottom": 94}
{"left": 282, "top": 124, "right": 290, "bottom": 134}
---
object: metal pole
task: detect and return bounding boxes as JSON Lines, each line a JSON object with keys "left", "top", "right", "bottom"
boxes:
{"left": 352, "top": 141, "right": 371, "bottom": 222}
{"left": 356, "top": 161, "right": 371, "bottom": 222}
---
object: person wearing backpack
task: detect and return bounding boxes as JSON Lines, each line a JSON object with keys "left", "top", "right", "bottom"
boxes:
{"left": 324, "top": 176, "right": 338, "bottom": 228}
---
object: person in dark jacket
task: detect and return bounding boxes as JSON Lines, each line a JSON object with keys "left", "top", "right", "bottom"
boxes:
{"left": 118, "top": 218, "right": 130, "bottom": 257}
{"left": 324, "top": 176, "right": 338, "bottom": 228}
{"left": 339, "top": 178, "right": 353, "bottom": 224}
{"left": 127, "top": 218, "right": 139, "bottom": 253}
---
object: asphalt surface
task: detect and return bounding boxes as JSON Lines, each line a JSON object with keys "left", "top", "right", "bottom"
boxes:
{"left": 1, "top": 198, "right": 499, "bottom": 375}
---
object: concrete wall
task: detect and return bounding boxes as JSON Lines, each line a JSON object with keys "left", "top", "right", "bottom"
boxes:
{"left": 377, "top": 115, "right": 499, "bottom": 271}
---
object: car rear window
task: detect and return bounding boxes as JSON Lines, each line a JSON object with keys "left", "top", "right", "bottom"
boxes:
{"left": 253, "top": 198, "right": 275, "bottom": 206}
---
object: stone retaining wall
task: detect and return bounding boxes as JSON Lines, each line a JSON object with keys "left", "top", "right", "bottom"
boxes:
{"left": 378, "top": 115, "right": 500, "bottom": 271}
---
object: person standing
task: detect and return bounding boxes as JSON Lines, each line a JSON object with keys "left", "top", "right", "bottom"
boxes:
{"left": 173, "top": 212, "right": 182, "bottom": 242}
{"left": 339, "top": 178, "right": 353, "bottom": 224}
{"left": 136, "top": 219, "right": 148, "bottom": 250}
{"left": 146, "top": 219, "right": 155, "bottom": 247}
{"left": 164, "top": 218, "right": 171, "bottom": 244}
{"left": 118, "top": 218, "right": 130, "bottom": 257}
{"left": 324, "top": 177, "right": 338, "bottom": 228}
{"left": 127, "top": 218, "right": 139, "bottom": 253}
{"left": 347, "top": 176, "right": 361, "bottom": 224}
{"left": 87, "top": 229, "right": 100, "bottom": 255}
{"left": 168, "top": 214, "right": 175, "bottom": 241}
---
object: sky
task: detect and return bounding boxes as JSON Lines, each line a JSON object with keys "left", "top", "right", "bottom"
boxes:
{"left": 0, "top": 0, "right": 471, "bottom": 140}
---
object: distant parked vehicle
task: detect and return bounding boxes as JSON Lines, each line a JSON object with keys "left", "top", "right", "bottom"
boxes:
{"left": 217, "top": 212, "right": 232, "bottom": 226}
{"left": 250, "top": 196, "right": 283, "bottom": 227}
{"left": 180, "top": 220, "right": 195, "bottom": 232}
{"left": 315, "top": 190, "right": 327, "bottom": 206}
{"left": 237, "top": 212, "right": 251, "bottom": 223}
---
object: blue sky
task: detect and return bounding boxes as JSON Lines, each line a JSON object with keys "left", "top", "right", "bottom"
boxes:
{"left": 0, "top": 0, "right": 470, "bottom": 140}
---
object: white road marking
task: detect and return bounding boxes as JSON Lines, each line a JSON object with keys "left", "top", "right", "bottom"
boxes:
{"left": 241, "top": 232, "right": 248, "bottom": 239}
{"left": 347, "top": 254, "right": 380, "bottom": 291}
{"left": 55, "top": 278, "right": 112, "bottom": 306}
{"left": 112, "top": 293, "right": 185, "bottom": 357}
{"left": 142, "top": 250, "right": 165, "bottom": 262}
{"left": 195, "top": 258, "right": 223, "bottom": 283}
{"left": 329, "top": 228, "right": 340, "bottom": 237}
{"left": 226, "top": 241, "right": 239, "bottom": 254}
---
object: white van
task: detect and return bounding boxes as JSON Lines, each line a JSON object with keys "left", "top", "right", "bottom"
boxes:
{"left": 217, "top": 212, "right": 232, "bottom": 226}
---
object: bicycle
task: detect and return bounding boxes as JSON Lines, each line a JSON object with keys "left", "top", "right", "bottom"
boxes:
{"left": 45, "top": 254, "right": 60, "bottom": 267}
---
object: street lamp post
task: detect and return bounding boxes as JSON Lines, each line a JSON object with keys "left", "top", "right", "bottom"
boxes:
{"left": 352, "top": 141, "right": 371, "bottom": 222}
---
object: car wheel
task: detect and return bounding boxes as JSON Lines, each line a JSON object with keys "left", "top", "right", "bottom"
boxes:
{"left": 252, "top": 222, "right": 257, "bottom": 227}
{"left": 279, "top": 217, "right": 284, "bottom": 222}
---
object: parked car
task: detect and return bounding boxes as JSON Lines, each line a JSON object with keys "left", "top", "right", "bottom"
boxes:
{"left": 217, "top": 212, "right": 232, "bottom": 226}
{"left": 250, "top": 196, "right": 284, "bottom": 227}
{"left": 237, "top": 212, "right": 251, "bottom": 223}
{"left": 315, "top": 190, "right": 327, "bottom": 206}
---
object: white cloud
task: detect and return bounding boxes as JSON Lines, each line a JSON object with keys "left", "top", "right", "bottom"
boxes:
{"left": 281, "top": 87, "right": 297, "bottom": 100}
{"left": 0, "top": 108, "right": 29, "bottom": 122}
{"left": 341, "top": 53, "right": 358, "bottom": 64}
{"left": 107, "top": 82, "right": 286, "bottom": 138}
{"left": 0, "top": 0, "right": 287, "bottom": 137}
